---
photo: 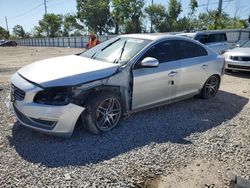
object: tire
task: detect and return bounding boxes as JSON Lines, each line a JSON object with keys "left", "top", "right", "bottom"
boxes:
{"left": 201, "top": 75, "right": 220, "bottom": 99}
{"left": 83, "top": 92, "right": 123, "bottom": 134}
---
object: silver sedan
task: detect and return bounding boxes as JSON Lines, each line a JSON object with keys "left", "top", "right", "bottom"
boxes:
{"left": 224, "top": 39, "right": 250, "bottom": 71}
{"left": 11, "top": 34, "right": 225, "bottom": 137}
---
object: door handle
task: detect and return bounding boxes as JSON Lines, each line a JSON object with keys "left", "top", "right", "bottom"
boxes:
{"left": 201, "top": 64, "right": 208, "bottom": 69}
{"left": 168, "top": 71, "right": 178, "bottom": 77}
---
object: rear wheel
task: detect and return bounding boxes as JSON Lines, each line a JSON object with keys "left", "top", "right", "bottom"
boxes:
{"left": 83, "top": 92, "right": 122, "bottom": 134}
{"left": 201, "top": 75, "right": 220, "bottom": 99}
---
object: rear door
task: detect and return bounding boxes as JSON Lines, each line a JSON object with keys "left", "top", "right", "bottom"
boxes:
{"left": 175, "top": 40, "right": 209, "bottom": 98}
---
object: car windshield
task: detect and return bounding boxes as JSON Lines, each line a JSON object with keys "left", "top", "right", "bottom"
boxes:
{"left": 240, "top": 40, "right": 250, "bottom": 48}
{"left": 81, "top": 37, "right": 151, "bottom": 64}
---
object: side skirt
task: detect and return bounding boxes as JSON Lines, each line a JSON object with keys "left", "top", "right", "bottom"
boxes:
{"left": 127, "top": 91, "right": 199, "bottom": 115}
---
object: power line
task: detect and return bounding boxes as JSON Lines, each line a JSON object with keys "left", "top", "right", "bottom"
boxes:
{"left": 7, "top": 3, "right": 44, "bottom": 21}
{"left": 222, "top": 0, "right": 234, "bottom": 11}
{"left": 198, "top": 0, "right": 234, "bottom": 8}
{"left": 47, "top": 0, "right": 74, "bottom": 10}
{"left": 0, "top": 20, "right": 5, "bottom": 25}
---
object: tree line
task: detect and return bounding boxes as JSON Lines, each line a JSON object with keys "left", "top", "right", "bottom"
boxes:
{"left": 0, "top": 0, "right": 249, "bottom": 39}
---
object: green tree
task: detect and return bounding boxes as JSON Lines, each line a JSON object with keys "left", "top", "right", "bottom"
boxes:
{"left": 228, "top": 18, "right": 248, "bottom": 29}
{"left": 0, "top": 26, "right": 9, "bottom": 39}
{"left": 189, "top": 0, "right": 198, "bottom": 16}
{"left": 25, "top": 32, "right": 31, "bottom": 38}
{"left": 111, "top": 0, "right": 130, "bottom": 34}
{"left": 175, "top": 16, "right": 191, "bottom": 31}
{"left": 76, "top": 0, "right": 110, "bottom": 34}
{"left": 111, "top": 0, "right": 144, "bottom": 34}
{"left": 38, "top": 13, "right": 63, "bottom": 37}
{"left": 62, "top": 14, "right": 84, "bottom": 36}
{"left": 33, "top": 26, "right": 43, "bottom": 37}
{"left": 13, "top": 25, "right": 25, "bottom": 38}
{"left": 167, "top": 0, "right": 182, "bottom": 31}
{"left": 145, "top": 4, "right": 168, "bottom": 32}
{"left": 197, "top": 11, "right": 228, "bottom": 30}
{"left": 124, "top": 0, "right": 144, "bottom": 33}
{"left": 145, "top": 0, "right": 182, "bottom": 32}
{"left": 177, "top": 0, "right": 198, "bottom": 32}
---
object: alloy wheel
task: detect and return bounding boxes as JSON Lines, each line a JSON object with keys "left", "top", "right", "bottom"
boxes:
{"left": 95, "top": 98, "right": 122, "bottom": 131}
{"left": 204, "top": 76, "right": 219, "bottom": 98}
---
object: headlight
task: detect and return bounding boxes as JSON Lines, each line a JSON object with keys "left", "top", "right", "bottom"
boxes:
{"left": 223, "top": 52, "right": 230, "bottom": 59}
{"left": 34, "top": 87, "right": 72, "bottom": 105}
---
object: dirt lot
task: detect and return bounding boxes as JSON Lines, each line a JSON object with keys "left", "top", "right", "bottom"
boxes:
{"left": 0, "top": 46, "right": 83, "bottom": 83}
{"left": 0, "top": 46, "right": 249, "bottom": 187}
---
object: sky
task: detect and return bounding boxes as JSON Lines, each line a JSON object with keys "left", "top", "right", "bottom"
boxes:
{"left": 0, "top": 0, "right": 249, "bottom": 34}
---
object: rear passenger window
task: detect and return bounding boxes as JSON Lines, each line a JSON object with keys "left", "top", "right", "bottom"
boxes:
{"left": 220, "top": 34, "right": 227, "bottom": 41}
{"left": 195, "top": 34, "right": 208, "bottom": 44}
{"left": 177, "top": 40, "right": 207, "bottom": 59}
{"left": 208, "top": 34, "right": 227, "bottom": 43}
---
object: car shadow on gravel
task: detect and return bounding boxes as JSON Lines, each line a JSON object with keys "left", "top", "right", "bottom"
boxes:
{"left": 8, "top": 90, "right": 248, "bottom": 167}
{"left": 225, "top": 70, "right": 250, "bottom": 78}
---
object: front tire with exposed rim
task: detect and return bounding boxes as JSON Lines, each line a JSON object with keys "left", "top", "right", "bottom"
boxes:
{"left": 201, "top": 75, "right": 220, "bottom": 99}
{"left": 84, "top": 92, "right": 122, "bottom": 134}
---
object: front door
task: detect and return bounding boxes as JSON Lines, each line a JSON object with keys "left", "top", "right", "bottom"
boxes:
{"left": 132, "top": 40, "right": 181, "bottom": 110}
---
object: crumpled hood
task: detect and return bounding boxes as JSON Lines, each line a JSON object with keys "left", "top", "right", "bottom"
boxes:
{"left": 18, "top": 55, "right": 120, "bottom": 87}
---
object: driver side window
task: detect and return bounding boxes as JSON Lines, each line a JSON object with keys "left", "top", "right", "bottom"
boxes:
{"left": 135, "top": 40, "right": 178, "bottom": 69}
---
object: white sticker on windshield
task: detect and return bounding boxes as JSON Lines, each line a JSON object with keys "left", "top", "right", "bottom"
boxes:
{"left": 127, "top": 39, "right": 144, "bottom": 43}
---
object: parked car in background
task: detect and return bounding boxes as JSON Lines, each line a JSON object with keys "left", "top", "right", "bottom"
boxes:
{"left": 11, "top": 34, "right": 225, "bottom": 137}
{"left": 177, "top": 32, "right": 228, "bottom": 54}
{"left": 223, "top": 39, "right": 250, "bottom": 72}
{"left": 0, "top": 40, "right": 17, "bottom": 47}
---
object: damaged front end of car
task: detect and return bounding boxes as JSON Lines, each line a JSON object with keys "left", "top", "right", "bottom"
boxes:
{"left": 33, "top": 79, "right": 109, "bottom": 107}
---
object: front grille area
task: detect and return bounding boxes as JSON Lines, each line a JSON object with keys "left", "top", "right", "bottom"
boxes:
{"left": 228, "top": 64, "right": 250, "bottom": 70}
{"left": 11, "top": 84, "right": 25, "bottom": 101}
{"left": 13, "top": 105, "right": 57, "bottom": 130}
{"left": 231, "top": 56, "right": 250, "bottom": 61}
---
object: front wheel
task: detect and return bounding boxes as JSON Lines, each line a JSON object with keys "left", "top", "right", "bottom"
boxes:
{"left": 201, "top": 75, "right": 220, "bottom": 99}
{"left": 83, "top": 92, "right": 122, "bottom": 134}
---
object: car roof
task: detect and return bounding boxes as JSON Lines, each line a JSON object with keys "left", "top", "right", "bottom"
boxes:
{"left": 196, "top": 31, "right": 226, "bottom": 35}
{"left": 177, "top": 31, "right": 226, "bottom": 37}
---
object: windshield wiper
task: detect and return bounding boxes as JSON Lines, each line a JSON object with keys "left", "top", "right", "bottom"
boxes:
{"left": 113, "top": 40, "right": 127, "bottom": 64}
{"left": 91, "top": 38, "right": 121, "bottom": 59}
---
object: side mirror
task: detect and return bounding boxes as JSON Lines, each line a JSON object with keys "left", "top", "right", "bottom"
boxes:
{"left": 140, "top": 57, "right": 159, "bottom": 68}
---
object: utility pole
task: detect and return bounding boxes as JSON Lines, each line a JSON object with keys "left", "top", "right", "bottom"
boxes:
{"left": 44, "top": 0, "right": 47, "bottom": 15}
{"left": 150, "top": 0, "right": 153, "bottom": 33}
{"left": 218, "top": 0, "right": 223, "bottom": 15}
{"left": 214, "top": 0, "right": 223, "bottom": 29}
{"left": 5, "top": 16, "right": 9, "bottom": 33}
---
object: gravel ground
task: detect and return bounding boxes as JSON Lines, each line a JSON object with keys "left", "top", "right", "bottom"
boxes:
{"left": 0, "top": 47, "right": 250, "bottom": 187}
